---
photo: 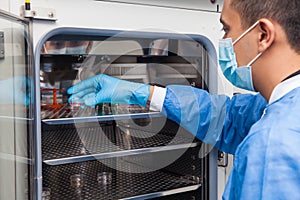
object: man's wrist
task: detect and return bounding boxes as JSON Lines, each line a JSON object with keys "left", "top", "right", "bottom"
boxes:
{"left": 148, "top": 86, "right": 166, "bottom": 112}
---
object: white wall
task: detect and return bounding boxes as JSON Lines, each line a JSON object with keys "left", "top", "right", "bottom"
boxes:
{"left": 0, "top": 0, "right": 9, "bottom": 12}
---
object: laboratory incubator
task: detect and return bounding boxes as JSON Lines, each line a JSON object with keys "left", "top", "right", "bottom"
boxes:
{"left": 0, "top": 0, "right": 230, "bottom": 199}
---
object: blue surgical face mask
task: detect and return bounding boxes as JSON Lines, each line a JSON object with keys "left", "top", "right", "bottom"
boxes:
{"left": 46, "top": 47, "right": 67, "bottom": 54}
{"left": 43, "top": 44, "right": 88, "bottom": 54}
{"left": 219, "top": 21, "right": 263, "bottom": 91}
{"left": 65, "top": 45, "right": 89, "bottom": 54}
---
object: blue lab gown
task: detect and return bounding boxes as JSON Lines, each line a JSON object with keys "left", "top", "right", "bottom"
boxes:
{"left": 161, "top": 85, "right": 300, "bottom": 199}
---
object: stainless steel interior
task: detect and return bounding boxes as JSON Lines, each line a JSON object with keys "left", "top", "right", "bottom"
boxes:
{"left": 40, "top": 32, "right": 210, "bottom": 200}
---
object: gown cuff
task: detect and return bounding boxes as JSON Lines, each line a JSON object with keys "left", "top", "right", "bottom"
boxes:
{"left": 149, "top": 86, "right": 166, "bottom": 112}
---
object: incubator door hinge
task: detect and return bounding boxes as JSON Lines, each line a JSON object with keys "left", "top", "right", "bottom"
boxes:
{"left": 0, "top": 32, "right": 4, "bottom": 59}
{"left": 20, "top": 5, "right": 57, "bottom": 21}
{"left": 218, "top": 151, "right": 228, "bottom": 167}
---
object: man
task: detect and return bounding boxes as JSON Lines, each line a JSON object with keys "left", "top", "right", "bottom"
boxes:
{"left": 67, "top": 0, "right": 300, "bottom": 199}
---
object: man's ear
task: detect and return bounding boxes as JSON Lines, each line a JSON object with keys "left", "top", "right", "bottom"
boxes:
{"left": 257, "top": 18, "right": 275, "bottom": 52}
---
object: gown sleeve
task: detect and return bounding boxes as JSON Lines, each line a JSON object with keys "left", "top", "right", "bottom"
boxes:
{"left": 161, "top": 85, "right": 267, "bottom": 154}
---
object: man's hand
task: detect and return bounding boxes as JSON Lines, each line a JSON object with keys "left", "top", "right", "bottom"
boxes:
{"left": 67, "top": 74, "right": 151, "bottom": 107}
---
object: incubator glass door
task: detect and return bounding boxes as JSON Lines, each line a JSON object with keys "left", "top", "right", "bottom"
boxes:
{"left": 38, "top": 29, "right": 216, "bottom": 200}
{"left": 0, "top": 11, "right": 34, "bottom": 200}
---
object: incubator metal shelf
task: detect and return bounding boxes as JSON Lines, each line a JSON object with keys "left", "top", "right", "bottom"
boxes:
{"left": 42, "top": 160, "right": 202, "bottom": 200}
{"left": 41, "top": 104, "right": 162, "bottom": 125}
{"left": 42, "top": 123, "right": 199, "bottom": 165}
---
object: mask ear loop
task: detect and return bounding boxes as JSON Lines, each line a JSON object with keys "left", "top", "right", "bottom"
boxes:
{"left": 43, "top": 44, "right": 48, "bottom": 54}
{"left": 247, "top": 51, "right": 263, "bottom": 66}
{"left": 231, "top": 20, "right": 264, "bottom": 66}
{"left": 233, "top": 21, "right": 260, "bottom": 45}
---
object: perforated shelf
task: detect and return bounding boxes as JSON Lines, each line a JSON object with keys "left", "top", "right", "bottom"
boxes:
{"left": 42, "top": 123, "right": 199, "bottom": 165}
{"left": 42, "top": 160, "right": 201, "bottom": 200}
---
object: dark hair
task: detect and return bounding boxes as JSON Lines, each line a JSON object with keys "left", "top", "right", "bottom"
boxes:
{"left": 230, "top": 0, "right": 300, "bottom": 53}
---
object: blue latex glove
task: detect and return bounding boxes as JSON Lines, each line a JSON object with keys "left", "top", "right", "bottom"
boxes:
{"left": 0, "top": 75, "right": 29, "bottom": 105}
{"left": 67, "top": 74, "right": 150, "bottom": 107}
